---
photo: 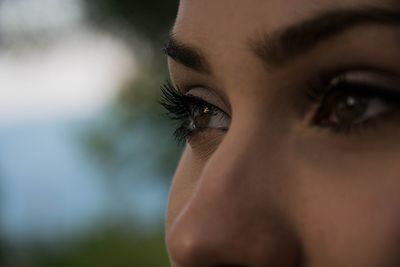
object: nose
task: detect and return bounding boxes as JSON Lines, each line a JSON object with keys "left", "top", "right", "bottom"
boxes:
{"left": 166, "top": 131, "right": 302, "bottom": 267}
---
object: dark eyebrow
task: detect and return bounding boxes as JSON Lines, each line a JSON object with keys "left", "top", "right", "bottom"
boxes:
{"left": 252, "top": 7, "right": 400, "bottom": 68}
{"left": 164, "top": 35, "right": 211, "bottom": 74}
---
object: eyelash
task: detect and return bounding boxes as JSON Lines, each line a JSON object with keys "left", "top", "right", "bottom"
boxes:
{"left": 160, "top": 82, "right": 228, "bottom": 143}
{"left": 160, "top": 79, "right": 400, "bottom": 142}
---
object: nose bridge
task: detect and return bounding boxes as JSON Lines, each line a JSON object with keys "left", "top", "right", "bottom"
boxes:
{"left": 167, "top": 126, "right": 302, "bottom": 266}
{"left": 196, "top": 127, "right": 280, "bottom": 215}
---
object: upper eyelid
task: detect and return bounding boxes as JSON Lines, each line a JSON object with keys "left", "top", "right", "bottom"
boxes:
{"left": 333, "top": 71, "right": 400, "bottom": 89}
{"left": 327, "top": 82, "right": 400, "bottom": 102}
{"left": 310, "top": 69, "right": 400, "bottom": 97}
{"left": 180, "top": 84, "right": 231, "bottom": 114}
{"left": 185, "top": 95, "right": 229, "bottom": 116}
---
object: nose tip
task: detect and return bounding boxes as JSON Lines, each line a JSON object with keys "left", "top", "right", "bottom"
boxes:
{"left": 167, "top": 222, "right": 229, "bottom": 267}
{"left": 166, "top": 198, "right": 302, "bottom": 267}
{"left": 167, "top": 217, "right": 246, "bottom": 266}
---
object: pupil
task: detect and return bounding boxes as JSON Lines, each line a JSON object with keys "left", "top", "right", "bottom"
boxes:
{"left": 192, "top": 107, "right": 212, "bottom": 129}
{"left": 335, "top": 95, "right": 368, "bottom": 124}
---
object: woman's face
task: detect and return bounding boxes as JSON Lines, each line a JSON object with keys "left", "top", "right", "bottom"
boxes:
{"left": 164, "top": 0, "right": 400, "bottom": 266}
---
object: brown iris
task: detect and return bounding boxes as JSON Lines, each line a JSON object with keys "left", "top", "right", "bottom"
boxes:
{"left": 190, "top": 107, "right": 212, "bottom": 130}
{"left": 334, "top": 94, "right": 368, "bottom": 125}
{"left": 315, "top": 89, "right": 371, "bottom": 127}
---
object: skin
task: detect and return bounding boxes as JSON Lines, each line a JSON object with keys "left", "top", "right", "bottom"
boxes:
{"left": 165, "top": 0, "right": 400, "bottom": 266}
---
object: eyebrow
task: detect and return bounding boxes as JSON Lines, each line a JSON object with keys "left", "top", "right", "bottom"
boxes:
{"left": 164, "top": 35, "right": 212, "bottom": 74}
{"left": 165, "top": 6, "right": 400, "bottom": 73}
{"left": 252, "top": 7, "right": 400, "bottom": 67}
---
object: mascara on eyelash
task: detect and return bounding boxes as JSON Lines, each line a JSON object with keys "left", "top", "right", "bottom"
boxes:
{"left": 159, "top": 82, "right": 193, "bottom": 143}
{"left": 160, "top": 81, "right": 222, "bottom": 144}
{"left": 327, "top": 81, "right": 400, "bottom": 102}
{"left": 307, "top": 74, "right": 400, "bottom": 103}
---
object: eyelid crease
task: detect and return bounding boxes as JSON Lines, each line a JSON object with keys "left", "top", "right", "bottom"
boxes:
{"left": 186, "top": 87, "right": 231, "bottom": 116}
{"left": 308, "top": 69, "right": 400, "bottom": 99}
{"left": 332, "top": 71, "right": 400, "bottom": 92}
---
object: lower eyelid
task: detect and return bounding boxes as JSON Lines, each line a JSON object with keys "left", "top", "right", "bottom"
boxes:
{"left": 187, "top": 128, "right": 226, "bottom": 156}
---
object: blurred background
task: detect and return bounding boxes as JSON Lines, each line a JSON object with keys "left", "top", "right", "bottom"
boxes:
{"left": 0, "top": 0, "right": 180, "bottom": 266}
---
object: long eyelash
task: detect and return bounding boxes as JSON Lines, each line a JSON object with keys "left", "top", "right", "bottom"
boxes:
{"left": 307, "top": 80, "right": 400, "bottom": 103}
{"left": 160, "top": 81, "right": 214, "bottom": 144}
{"left": 159, "top": 81, "right": 191, "bottom": 143}
{"left": 160, "top": 81, "right": 189, "bottom": 120}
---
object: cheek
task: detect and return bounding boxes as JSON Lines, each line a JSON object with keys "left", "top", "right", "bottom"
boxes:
{"left": 290, "top": 156, "right": 400, "bottom": 266}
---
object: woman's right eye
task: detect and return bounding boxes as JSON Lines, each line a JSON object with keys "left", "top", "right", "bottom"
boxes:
{"left": 185, "top": 102, "right": 230, "bottom": 133}
{"left": 160, "top": 82, "right": 231, "bottom": 143}
{"left": 309, "top": 72, "right": 400, "bottom": 134}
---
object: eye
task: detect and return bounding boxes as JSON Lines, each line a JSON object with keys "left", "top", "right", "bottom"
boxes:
{"left": 187, "top": 103, "right": 230, "bottom": 132}
{"left": 311, "top": 73, "right": 400, "bottom": 133}
{"left": 173, "top": 97, "right": 230, "bottom": 143}
{"left": 160, "top": 82, "right": 231, "bottom": 143}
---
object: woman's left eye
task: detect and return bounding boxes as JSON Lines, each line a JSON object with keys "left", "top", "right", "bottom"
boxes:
{"left": 312, "top": 80, "right": 399, "bottom": 132}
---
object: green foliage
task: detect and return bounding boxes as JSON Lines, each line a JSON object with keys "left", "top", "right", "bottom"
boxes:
{"left": 83, "top": 0, "right": 182, "bottom": 179}
{"left": 13, "top": 1, "right": 182, "bottom": 266}
{"left": 0, "top": 241, "right": 5, "bottom": 265}
{"left": 32, "top": 230, "right": 169, "bottom": 267}
{"left": 84, "top": 68, "right": 182, "bottom": 180}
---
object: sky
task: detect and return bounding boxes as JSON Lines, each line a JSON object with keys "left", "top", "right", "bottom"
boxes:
{"left": 0, "top": 0, "right": 167, "bottom": 242}
{"left": 0, "top": 0, "right": 135, "bottom": 125}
